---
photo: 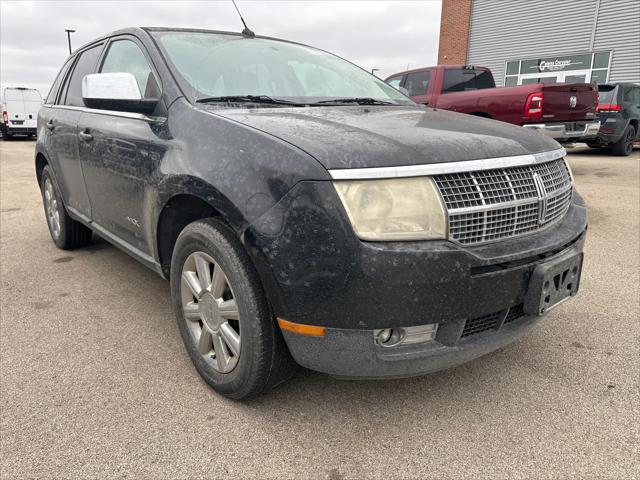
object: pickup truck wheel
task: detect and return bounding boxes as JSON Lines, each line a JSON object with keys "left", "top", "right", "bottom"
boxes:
{"left": 171, "top": 218, "right": 296, "bottom": 399}
{"left": 2, "top": 132, "right": 12, "bottom": 140}
{"left": 40, "top": 165, "right": 92, "bottom": 249}
{"left": 612, "top": 125, "right": 635, "bottom": 156}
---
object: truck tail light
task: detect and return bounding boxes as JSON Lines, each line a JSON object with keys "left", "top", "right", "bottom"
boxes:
{"left": 2, "top": 111, "right": 7, "bottom": 123}
{"left": 524, "top": 93, "right": 544, "bottom": 118}
{"left": 596, "top": 103, "right": 622, "bottom": 112}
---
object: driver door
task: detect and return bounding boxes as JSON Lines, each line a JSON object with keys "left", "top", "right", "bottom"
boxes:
{"left": 78, "top": 36, "right": 166, "bottom": 255}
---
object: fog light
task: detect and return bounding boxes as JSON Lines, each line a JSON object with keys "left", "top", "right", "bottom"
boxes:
{"left": 375, "top": 328, "right": 404, "bottom": 347}
{"left": 374, "top": 323, "right": 438, "bottom": 347}
{"left": 377, "top": 328, "right": 393, "bottom": 344}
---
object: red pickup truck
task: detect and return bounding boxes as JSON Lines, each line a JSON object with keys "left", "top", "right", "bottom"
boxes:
{"left": 385, "top": 65, "right": 600, "bottom": 143}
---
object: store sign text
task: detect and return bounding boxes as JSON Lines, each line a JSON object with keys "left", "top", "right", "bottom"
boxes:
{"left": 539, "top": 59, "right": 574, "bottom": 71}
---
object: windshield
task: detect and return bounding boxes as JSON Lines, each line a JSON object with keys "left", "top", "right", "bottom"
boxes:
{"left": 152, "top": 31, "right": 413, "bottom": 106}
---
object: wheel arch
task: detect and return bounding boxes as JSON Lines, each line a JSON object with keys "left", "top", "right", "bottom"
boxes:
{"left": 156, "top": 192, "right": 226, "bottom": 278}
{"left": 35, "top": 152, "right": 49, "bottom": 186}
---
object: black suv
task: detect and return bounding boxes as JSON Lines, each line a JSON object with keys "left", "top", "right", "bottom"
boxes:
{"left": 37, "top": 28, "right": 587, "bottom": 399}
{"left": 587, "top": 83, "right": 640, "bottom": 155}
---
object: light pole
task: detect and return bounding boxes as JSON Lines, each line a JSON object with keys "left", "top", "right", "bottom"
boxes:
{"left": 65, "top": 29, "right": 75, "bottom": 55}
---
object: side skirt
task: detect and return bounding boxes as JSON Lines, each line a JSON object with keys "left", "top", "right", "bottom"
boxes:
{"left": 67, "top": 206, "right": 166, "bottom": 279}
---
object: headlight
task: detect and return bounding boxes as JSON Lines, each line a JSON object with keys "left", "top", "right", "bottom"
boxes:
{"left": 333, "top": 177, "right": 447, "bottom": 241}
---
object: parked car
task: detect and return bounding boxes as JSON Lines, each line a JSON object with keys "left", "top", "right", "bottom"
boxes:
{"left": 37, "top": 28, "right": 587, "bottom": 399}
{"left": 385, "top": 65, "right": 600, "bottom": 143}
{"left": 586, "top": 83, "right": 640, "bottom": 156}
{"left": 1, "top": 87, "right": 42, "bottom": 139}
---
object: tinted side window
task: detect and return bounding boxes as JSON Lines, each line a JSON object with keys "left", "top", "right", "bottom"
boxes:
{"left": 405, "top": 71, "right": 430, "bottom": 96}
{"left": 386, "top": 75, "right": 404, "bottom": 89}
{"left": 443, "top": 69, "right": 494, "bottom": 93}
{"left": 623, "top": 87, "right": 640, "bottom": 105}
{"left": 46, "top": 58, "right": 73, "bottom": 104}
{"left": 63, "top": 44, "right": 104, "bottom": 106}
{"left": 100, "top": 40, "right": 153, "bottom": 96}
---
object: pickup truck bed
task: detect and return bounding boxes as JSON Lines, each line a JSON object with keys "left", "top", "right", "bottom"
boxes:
{"left": 386, "top": 65, "right": 600, "bottom": 142}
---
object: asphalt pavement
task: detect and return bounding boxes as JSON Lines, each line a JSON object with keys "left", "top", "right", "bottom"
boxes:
{"left": 1, "top": 138, "right": 638, "bottom": 479}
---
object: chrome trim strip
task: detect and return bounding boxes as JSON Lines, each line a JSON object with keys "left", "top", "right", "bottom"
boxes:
{"left": 446, "top": 184, "right": 574, "bottom": 215}
{"left": 328, "top": 148, "right": 566, "bottom": 180}
{"left": 45, "top": 104, "right": 164, "bottom": 123}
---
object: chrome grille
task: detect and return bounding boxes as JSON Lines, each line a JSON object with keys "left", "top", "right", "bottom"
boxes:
{"left": 434, "top": 157, "right": 572, "bottom": 245}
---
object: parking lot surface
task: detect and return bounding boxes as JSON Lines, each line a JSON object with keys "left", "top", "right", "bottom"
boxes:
{"left": 1, "top": 139, "right": 639, "bottom": 479}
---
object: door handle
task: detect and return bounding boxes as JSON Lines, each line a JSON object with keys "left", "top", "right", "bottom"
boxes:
{"left": 78, "top": 130, "right": 93, "bottom": 142}
{"left": 46, "top": 120, "right": 55, "bottom": 131}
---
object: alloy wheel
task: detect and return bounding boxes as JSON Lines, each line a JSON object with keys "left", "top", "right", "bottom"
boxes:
{"left": 44, "top": 178, "right": 61, "bottom": 239}
{"left": 180, "top": 251, "right": 241, "bottom": 373}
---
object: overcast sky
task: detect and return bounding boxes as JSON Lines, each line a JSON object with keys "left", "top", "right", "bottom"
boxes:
{"left": 0, "top": 0, "right": 441, "bottom": 96}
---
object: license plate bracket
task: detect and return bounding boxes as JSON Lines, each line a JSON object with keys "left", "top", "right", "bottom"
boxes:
{"left": 524, "top": 252, "right": 583, "bottom": 316}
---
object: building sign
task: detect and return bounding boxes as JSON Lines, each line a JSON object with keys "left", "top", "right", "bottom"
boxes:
{"left": 521, "top": 54, "right": 593, "bottom": 74}
{"left": 540, "top": 59, "right": 573, "bottom": 71}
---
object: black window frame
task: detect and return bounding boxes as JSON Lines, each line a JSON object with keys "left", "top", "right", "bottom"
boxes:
{"left": 45, "top": 57, "right": 74, "bottom": 105}
{"left": 59, "top": 42, "right": 106, "bottom": 107}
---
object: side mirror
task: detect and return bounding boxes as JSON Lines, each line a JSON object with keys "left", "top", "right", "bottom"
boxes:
{"left": 398, "top": 86, "right": 410, "bottom": 96}
{"left": 82, "top": 72, "right": 158, "bottom": 114}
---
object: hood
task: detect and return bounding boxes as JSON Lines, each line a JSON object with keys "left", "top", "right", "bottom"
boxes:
{"left": 209, "top": 105, "right": 560, "bottom": 170}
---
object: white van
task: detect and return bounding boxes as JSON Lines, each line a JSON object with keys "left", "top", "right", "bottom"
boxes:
{"left": 1, "top": 87, "right": 43, "bottom": 139}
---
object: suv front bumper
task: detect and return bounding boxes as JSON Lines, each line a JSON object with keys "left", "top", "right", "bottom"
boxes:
{"left": 523, "top": 120, "right": 600, "bottom": 141}
{"left": 244, "top": 181, "right": 588, "bottom": 378}
{"left": 280, "top": 240, "right": 582, "bottom": 378}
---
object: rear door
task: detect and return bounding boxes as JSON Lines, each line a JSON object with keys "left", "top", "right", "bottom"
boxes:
{"left": 22, "top": 89, "right": 42, "bottom": 129}
{"left": 540, "top": 83, "right": 597, "bottom": 122}
{"left": 78, "top": 35, "right": 165, "bottom": 254}
{"left": 47, "top": 43, "right": 104, "bottom": 218}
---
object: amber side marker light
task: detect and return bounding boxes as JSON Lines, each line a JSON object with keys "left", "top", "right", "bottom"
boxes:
{"left": 277, "top": 318, "right": 327, "bottom": 337}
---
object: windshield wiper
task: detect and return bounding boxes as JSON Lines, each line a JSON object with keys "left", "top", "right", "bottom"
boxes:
{"left": 195, "top": 95, "right": 303, "bottom": 106}
{"left": 313, "top": 97, "right": 396, "bottom": 105}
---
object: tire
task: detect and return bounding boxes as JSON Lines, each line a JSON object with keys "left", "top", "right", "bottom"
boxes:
{"left": 612, "top": 124, "right": 636, "bottom": 156}
{"left": 170, "top": 218, "right": 297, "bottom": 399}
{"left": 40, "top": 165, "right": 92, "bottom": 249}
{"left": 2, "top": 131, "right": 12, "bottom": 140}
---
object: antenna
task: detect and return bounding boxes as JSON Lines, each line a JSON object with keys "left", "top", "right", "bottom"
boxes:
{"left": 231, "top": 0, "right": 255, "bottom": 38}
